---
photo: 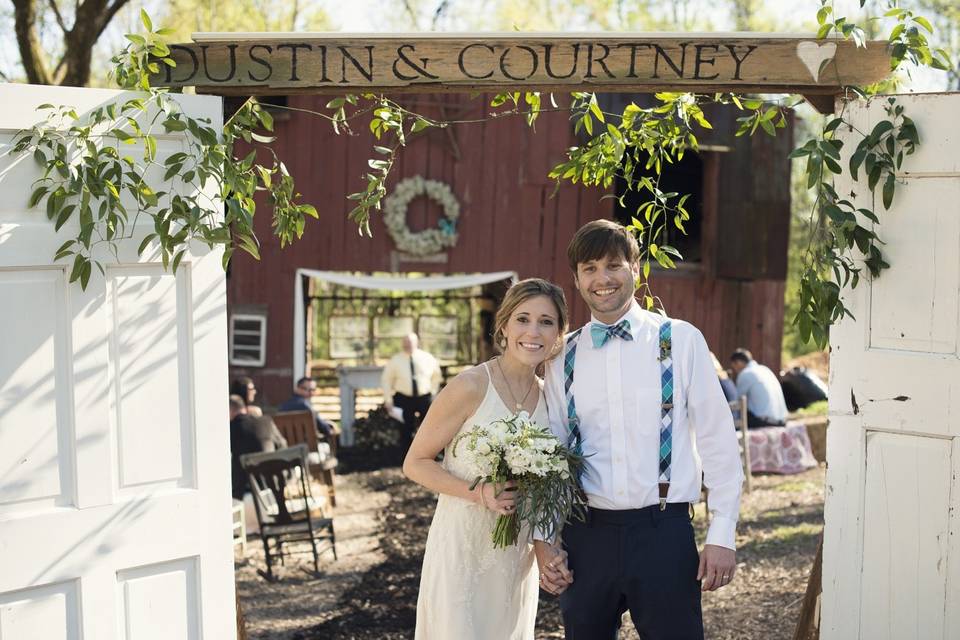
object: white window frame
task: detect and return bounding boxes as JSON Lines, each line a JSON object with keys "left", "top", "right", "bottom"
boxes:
{"left": 229, "top": 313, "right": 267, "bottom": 366}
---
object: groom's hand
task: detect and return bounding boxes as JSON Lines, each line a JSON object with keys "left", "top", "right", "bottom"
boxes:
{"left": 534, "top": 541, "right": 573, "bottom": 595}
{"left": 697, "top": 544, "right": 736, "bottom": 591}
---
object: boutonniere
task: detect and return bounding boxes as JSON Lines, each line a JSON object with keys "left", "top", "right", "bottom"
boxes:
{"left": 658, "top": 337, "right": 671, "bottom": 361}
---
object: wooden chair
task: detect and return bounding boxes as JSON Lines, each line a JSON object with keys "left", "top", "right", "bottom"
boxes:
{"left": 701, "top": 396, "right": 754, "bottom": 523}
{"left": 240, "top": 444, "right": 337, "bottom": 581}
{"left": 231, "top": 498, "right": 247, "bottom": 555}
{"left": 273, "top": 410, "right": 339, "bottom": 507}
{"left": 730, "top": 396, "right": 753, "bottom": 493}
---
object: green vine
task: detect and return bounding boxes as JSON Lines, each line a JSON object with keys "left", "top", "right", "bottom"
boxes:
{"left": 8, "top": 10, "right": 317, "bottom": 287}
{"left": 5, "top": 3, "right": 953, "bottom": 353}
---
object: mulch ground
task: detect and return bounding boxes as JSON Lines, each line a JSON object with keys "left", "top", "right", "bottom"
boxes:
{"left": 237, "top": 445, "right": 823, "bottom": 640}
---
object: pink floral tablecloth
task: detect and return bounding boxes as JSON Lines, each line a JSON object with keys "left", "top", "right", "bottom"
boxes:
{"left": 747, "top": 421, "right": 818, "bottom": 475}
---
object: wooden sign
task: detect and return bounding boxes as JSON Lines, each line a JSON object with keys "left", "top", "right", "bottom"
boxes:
{"left": 153, "top": 33, "right": 890, "bottom": 105}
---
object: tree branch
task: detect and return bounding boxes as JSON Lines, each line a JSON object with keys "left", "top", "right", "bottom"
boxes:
{"left": 95, "top": 0, "right": 131, "bottom": 40}
{"left": 48, "top": 0, "right": 69, "bottom": 33}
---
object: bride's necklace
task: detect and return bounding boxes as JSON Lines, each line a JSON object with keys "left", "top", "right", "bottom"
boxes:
{"left": 496, "top": 356, "right": 536, "bottom": 412}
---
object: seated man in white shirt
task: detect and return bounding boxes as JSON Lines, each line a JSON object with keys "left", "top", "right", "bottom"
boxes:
{"left": 381, "top": 333, "right": 442, "bottom": 449}
{"left": 729, "top": 348, "right": 789, "bottom": 428}
{"left": 535, "top": 219, "right": 744, "bottom": 640}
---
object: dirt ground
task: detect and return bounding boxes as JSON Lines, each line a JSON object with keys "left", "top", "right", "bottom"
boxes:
{"left": 236, "top": 446, "right": 824, "bottom": 640}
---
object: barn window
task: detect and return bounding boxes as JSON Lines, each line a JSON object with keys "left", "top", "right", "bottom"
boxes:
{"left": 613, "top": 150, "right": 705, "bottom": 263}
{"left": 329, "top": 315, "right": 370, "bottom": 359}
{"left": 229, "top": 313, "right": 267, "bottom": 366}
{"left": 374, "top": 316, "right": 415, "bottom": 359}
{"left": 419, "top": 316, "right": 459, "bottom": 360}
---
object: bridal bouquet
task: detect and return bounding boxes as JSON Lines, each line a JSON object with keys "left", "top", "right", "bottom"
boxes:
{"left": 453, "top": 411, "right": 586, "bottom": 549}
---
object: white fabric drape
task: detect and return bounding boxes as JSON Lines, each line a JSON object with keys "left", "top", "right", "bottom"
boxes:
{"left": 292, "top": 270, "right": 517, "bottom": 384}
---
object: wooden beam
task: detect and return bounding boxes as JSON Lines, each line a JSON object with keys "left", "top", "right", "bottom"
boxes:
{"left": 152, "top": 33, "right": 891, "bottom": 97}
{"left": 802, "top": 92, "right": 837, "bottom": 114}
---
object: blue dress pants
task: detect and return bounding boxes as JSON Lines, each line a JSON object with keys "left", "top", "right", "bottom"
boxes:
{"left": 559, "top": 503, "right": 704, "bottom": 640}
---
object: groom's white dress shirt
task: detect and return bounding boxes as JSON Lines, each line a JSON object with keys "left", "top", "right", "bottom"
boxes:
{"left": 543, "top": 301, "right": 744, "bottom": 550}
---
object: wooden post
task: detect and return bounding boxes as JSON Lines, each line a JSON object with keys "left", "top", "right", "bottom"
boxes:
{"left": 236, "top": 587, "right": 249, "bottom": 640}
{"left": 792, "top": 533, "right": 824, "bottom": 640}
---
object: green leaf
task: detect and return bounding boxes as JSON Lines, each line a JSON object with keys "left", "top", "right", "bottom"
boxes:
{"left": 140, "top": 9, "right": 153, "bottom": 31}
{"left": 138, "top": 233, "right": 157, "bottom": 255}
{"left": 882, "top": 173, "right": 896, "bottom": 210}
{"left": 29, "top": 186, "right": 48, "bottom": 207}
{"left": 913, "top": 16, "right": 933, "bottom": 33}
{"left": 171, "top": 249, "right": 186, "bottom": 273}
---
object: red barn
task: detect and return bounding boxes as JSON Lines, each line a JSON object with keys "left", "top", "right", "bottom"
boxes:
{"left": 226, "top": 93, "right": 792, "bottom": 407}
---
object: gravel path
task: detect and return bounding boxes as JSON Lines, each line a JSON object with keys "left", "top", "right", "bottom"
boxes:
{"left": 237, "top": 447, "right": 824, "bottom": 640}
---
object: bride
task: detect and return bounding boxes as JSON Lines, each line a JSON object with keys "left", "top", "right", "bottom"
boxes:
{"left": 403, "top": 278, "right": 573, "bottom": 639}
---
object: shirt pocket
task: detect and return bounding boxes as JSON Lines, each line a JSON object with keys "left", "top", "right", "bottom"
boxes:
{"left": 633, "top": 387, "right": 663, "bottom": 437}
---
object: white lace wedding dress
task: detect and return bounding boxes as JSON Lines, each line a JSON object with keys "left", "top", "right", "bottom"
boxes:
{"left": 414, "top": 363, "right": 546, "bottom": 639}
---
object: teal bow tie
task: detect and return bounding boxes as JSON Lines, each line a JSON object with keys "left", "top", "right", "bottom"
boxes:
{"left": 590, "top": 319, "right": 633, "bottom": 348}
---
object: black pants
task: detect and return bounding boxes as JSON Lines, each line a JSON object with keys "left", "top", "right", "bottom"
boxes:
{"left": 393, "top": 392, "right": 432, "bottom": 447}
{"left": 559, "top": 504, "right": 704, "bottom": 640}
{"left": 747, "top": 410, "right": 786, "bottom": 429}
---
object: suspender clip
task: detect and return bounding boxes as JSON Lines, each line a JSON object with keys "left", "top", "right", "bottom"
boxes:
{"left": 659, "top": 497, "right": 667, "bottom": 511}
{"left": 660, "top": 402, "right": 673, "bottom": 410}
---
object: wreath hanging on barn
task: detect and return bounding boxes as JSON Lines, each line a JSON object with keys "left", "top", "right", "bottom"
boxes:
{"left": 383, "top": 176, "right": 460, "bottom": 256}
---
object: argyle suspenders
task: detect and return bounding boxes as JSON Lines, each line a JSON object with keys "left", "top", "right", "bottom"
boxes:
{"left": 563, "top": 320, "right": 674, "bottom": 509}
{"left": 657, "top": 321, "right": 674, "bottom": 510}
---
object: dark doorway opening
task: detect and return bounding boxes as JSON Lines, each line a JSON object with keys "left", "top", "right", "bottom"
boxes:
{"left": 613, "top": 150, "right": 705, "bottom": 264}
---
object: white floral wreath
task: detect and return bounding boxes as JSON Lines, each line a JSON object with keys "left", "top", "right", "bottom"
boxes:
{"left": 383, "top": 176, "right": 460, "bottom": 256}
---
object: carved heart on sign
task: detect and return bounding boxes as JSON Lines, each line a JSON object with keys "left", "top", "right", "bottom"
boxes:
{"left": 797, "top": 41, "right": 838, "bottom": 82}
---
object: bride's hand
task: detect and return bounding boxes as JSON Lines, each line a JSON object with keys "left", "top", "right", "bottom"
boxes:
{"left": 475, "top": 480, "right": 517, "bottom": 515}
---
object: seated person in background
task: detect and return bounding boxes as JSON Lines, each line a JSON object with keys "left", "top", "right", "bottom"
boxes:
{"left": 229, "top": 395, "right": 288, "bottom": 499}
{"left": 230, "top": 376, "right": 263, "bottom": 417}
{"left": 711, "top": 351, "right": 739, "bottom": 403}
{"left": 729, "top": 348, "right": 788, "bottom": 429}
{"left": 278, "top": 376, "right": 336, "bottom": 440}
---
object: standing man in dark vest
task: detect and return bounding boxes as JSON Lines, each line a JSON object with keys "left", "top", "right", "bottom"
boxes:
{"left": 535, "top": 220, "right": 744, "bottom": 639}
{"left": 382, "top": 333, "right": 442, "bottom": 449}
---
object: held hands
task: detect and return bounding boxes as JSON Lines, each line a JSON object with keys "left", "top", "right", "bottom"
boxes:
{"left": 473, "top": 480, "right": 518, "bottom": 516}
{"left": 698, "top": 544, "right": 736, "bottom": 591}
{"left": 533, "top": 541, "right": 573, "bottom": 595}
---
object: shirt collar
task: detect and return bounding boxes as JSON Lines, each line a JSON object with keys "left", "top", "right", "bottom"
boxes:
{"left": 586, "top": 300, "right": 651, "bottom": 348}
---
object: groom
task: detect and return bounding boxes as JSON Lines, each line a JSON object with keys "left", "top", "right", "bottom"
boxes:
{"left": 534, "top": 220, "right": 744, "bottom": 639}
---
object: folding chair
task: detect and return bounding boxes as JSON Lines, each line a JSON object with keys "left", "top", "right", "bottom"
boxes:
{"left": 240, "top": 444, "right": 337, "bottom": 581}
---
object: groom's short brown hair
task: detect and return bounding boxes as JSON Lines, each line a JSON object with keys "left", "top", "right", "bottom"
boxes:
{"left": 567, "top": 220, "right": 640, "bottom": 272}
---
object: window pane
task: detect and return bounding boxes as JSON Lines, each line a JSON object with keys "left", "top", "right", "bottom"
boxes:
{"left": 330, "top": 316, "right": 368, "bottom": 338}
{"left": 375, "top": 316, "right": 414, "bottom": 338}
{"left": 330, "top": 338, "right": 369, "bottom": 359}
{"left": 233, "top": 333, "right": 262, "bottom": 348}
{"left": 375, "top": 337, "right": 405, "bottom": 360}
{"left": 234, "top": 318, "right": 263, "bottom": 332}
{"left": 422, "top": 336, "right": 458, "bottom": 360}
{"left": 419, "top": 316, "right": 457, "bottom": 335}
{"left": 231, "top": 350, "right": 262, "bottom": 363}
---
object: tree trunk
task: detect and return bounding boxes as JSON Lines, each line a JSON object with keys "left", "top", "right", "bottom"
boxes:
{"left": 12, "top": 0, "right": 131, "bottom": 87}
{"left": 792, "top": 533, "right": 823, "bottom": 640}
{"left": 12, "top": 0, "right": 53, "bottom": 85}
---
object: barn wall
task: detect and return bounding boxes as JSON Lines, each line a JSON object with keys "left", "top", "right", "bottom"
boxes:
{"left": 227, "top": 94, "right": 788, "bottom": 404}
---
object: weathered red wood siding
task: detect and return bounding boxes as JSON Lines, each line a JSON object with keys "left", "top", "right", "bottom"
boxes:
{"left": 227, "top": 94, "right": 789, "bottom": 404}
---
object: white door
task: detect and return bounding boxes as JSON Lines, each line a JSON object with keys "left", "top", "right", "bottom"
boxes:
{"left": 823, "top": 92, "right": 960, "bottom": 640}
{"left": 0, "top": 84, "right": 235, "bottom": 639}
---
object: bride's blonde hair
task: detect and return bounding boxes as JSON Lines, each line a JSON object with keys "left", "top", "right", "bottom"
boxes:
{"left": 493, "top": 278, "right": 568, "bottom": 356}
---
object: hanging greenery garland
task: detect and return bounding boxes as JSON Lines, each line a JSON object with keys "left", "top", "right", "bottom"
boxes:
{"left": 383, "top": 175, "right": 460, "bottom": 256}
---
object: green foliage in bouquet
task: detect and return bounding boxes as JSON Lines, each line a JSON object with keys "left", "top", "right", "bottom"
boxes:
{"left": 453, "top": 412, "right": 586, "bottom": 549}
